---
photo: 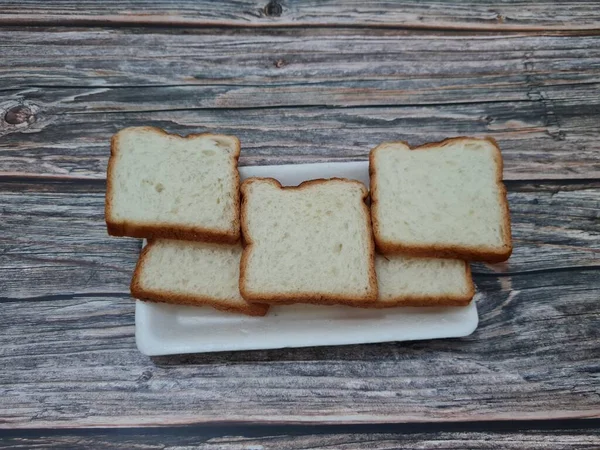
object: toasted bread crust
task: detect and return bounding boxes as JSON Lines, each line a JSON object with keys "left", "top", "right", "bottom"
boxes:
{"left": 130, "top": 240, "right": 268, "bottom": 317}
{"left": 239, "top": 177, "right": 378, "bottom": 306}
{"left": 105, "top": 126, "right": 241, "bottom": 243}
{"left": 364, "top": 261, "right": 475, "bottom": 308}
{"left": 107, "top": 221, "right": 239, "bottom": 244}
{"left": 370, "top": 136, "right": 513, "bottom": 263}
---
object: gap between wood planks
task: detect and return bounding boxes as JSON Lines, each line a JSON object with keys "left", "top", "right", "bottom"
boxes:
{"left": 1, "top": 20, "right": 600, "bottom": 34}
{"left": 0, "top": 417, "right": 599, "bottom": 436}
{"left": 0, "top": 7, "right": 587, "bottom": 32}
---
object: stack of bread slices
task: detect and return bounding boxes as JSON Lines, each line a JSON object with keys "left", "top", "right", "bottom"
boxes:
{"left": 105, "top": 127, "right": 512, "bottom": 317}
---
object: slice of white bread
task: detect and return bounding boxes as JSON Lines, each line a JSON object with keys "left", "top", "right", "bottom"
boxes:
{"left": 131, "top": 239, "right": 269, "bottom": 317}
{"left": 106, "top": 126, "right": 241, "bottom": 243}
{"left": 373, "top": 254, "right": 475, "bottom": 307}
{"left": 370, "top": 137, "right": 512, "bottom": 262}
{"left": 240, "top": 178, "right": 378, "bottom": 306}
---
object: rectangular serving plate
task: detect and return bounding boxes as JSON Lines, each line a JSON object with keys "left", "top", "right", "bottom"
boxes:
{"left": 135, "top": 161, "right": 478, "bottom": 356}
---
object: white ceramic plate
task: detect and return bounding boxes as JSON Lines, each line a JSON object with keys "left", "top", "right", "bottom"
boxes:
{"left": 135, "top": 161, "right": 479, "bottom": 356}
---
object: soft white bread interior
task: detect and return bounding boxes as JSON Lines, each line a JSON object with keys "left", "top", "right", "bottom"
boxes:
{"left": 370, "top": 137, "right": 512, "bottom": 262}
{"left": 106, "top": 126, "right": 241, "bottom": 243}
{"left": 374, "top": 254, "right": 475, "bottom": 307}
{"left": 131, "top": 239, "right": 269, "bottom": 316}
{"left": 240, "top": 178, "right": 378, "bottom": 306}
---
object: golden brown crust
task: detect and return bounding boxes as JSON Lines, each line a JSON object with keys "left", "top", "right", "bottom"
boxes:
{"left": 369, "top": 136, "right": 513, "bottom": 263}
{"left": 239, "top": 177, "right": 378, "bottom": 306}
{"left": 130, "top": 240, "right": 268, "bottom": 317}
{"left": 361, "top": 260, "right": 475, "bottom": 308}
{"left": 105, "top": 126, "right": 241, "bottom": 243}
{"left": 107, "top": 221, "right": 239, "bottom": 244}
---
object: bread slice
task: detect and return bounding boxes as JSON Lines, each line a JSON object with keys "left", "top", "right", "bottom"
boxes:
{"left": 106, "top": 126, "right": 241, "bottom": 243}
{"left": 240, "top": 178, "right": 378, "bottom": 306}
{"left": 373, "top": 254, "right": 475, "bottom": 307}
{"left": 370, "top": 137, "right": 512, "bottom": 262}
{"left": 131, "top": 239, "right": 269, "bottom": 316}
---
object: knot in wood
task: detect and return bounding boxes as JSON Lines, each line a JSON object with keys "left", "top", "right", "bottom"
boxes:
{"left": 4, "top": 105, "right": 33, "bottom": 125}
{"left": 264, "top": 0, "right": 282, "bottom": 17}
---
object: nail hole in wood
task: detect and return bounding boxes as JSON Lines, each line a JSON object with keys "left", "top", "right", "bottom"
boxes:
{"left": 4, "top": 105, "right": 33, "bottom": 125}
{"left": 264, "top": 0, "right": 282, "bottom": 17}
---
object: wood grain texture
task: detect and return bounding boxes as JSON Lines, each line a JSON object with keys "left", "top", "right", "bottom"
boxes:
{"left": 1, "top": 28, "right": 599, "bottom": 179}
{"left": 0, "top": 181, "right": 135, "bottom": 300}
{"left": 1, "top": 1, "right": 600, "bottom": 30}
{"left": 0, "top": 180, "right": 598, "bottom": 427}
{"left": 2, "top": 425, "right": 600, "bottom": 449}
{"left": 2, "top": 28, "right": 599, "bottom": 89}
{"left": 1, "top": 102, "right": 599, "bottom": 180}
{"left": 1, "top": 275, "right": 599, "bottom": 427}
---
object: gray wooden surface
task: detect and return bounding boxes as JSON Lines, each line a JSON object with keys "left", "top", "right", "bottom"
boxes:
{"left": 1, "top": 424, "right": 600, "bottom": 449}
{"left": 1, "top": 1, "right": 600, "bottom": 30}
{"left": 1, "top": 28, "right": 599, "bottom": 180}
{"left": 0, "top": 0, "right": 599, "bottom": 447}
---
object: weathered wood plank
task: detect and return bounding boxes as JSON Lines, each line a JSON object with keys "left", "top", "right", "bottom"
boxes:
{"left": 1, "top": 1, "right": 600, "bottom": 30}
{"left": 0, "top": 180, "right": 598, "bottom": 303}
{"left": 1, "top": 28, "right": 599, "bottom": 180}
{"left": 2, "top": 425, "right": 600, "bottom": 449}
{"left": 0, "top": 181, "right": 135, "bottom": 299}
{"left": 1, "top": 101, "right": 598, "bottom": 180}
{"left": 5, "top": 75, "right": 600, "bottom": 110}
{"left": 2, "top": 28, "right": 599, "bottom": 89}
{"left": 1, "top": 272, "right": 598, "bottom": 427}
{"left": 0, "top": 180, "right": 598, "bottom": 427}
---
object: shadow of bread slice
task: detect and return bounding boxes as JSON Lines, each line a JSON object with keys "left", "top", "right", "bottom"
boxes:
{"left": 106, "top": 126, "right": 241, "bottom": 243}
{"left": 370, "top": 137, "right": 512, "bottom": 262}
{"left": 240, "top": 177, "right": 377, "bottom": 306}
{"left": 370, "top": 254, "right": 475, "bottom": 307}
{"left": 131, "top": 239, "right": 268, "bottom": 317}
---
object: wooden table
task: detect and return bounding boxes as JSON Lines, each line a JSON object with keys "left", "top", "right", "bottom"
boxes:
{"left": 1, "top": 1, "right": 599, "bottom": 448}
